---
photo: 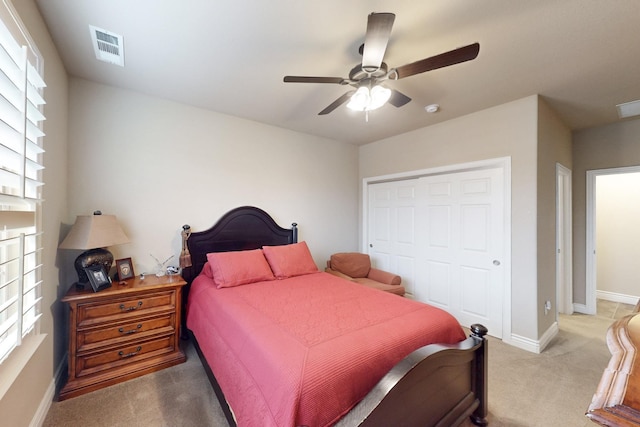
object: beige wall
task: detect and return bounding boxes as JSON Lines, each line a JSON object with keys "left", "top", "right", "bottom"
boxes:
{"left": 359, "top": 95, "right": 541, "bottom": 341}
{"left": 67, "top": 78, "right": 359, "bottom": 277}
{"left": 0, "top": 0, "right": 69, "bottom": 426}
{"left": 573, "top": 119, "right": 640, "bottom": 304}
{"left": 536, "top": 98, "right": 572, "bottom": 334}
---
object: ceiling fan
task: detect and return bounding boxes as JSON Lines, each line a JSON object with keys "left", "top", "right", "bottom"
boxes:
{"left": 283, "top": 12, "right": 480, "bottom": 116}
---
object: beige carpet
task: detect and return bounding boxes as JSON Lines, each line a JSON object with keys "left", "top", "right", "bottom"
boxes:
{"left": 43, "top": 300, "right": 633, "bottom": 427}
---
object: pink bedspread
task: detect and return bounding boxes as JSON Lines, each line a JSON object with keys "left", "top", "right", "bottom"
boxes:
{"left": 187, "top": 270, "right": 465, "bottom": 427}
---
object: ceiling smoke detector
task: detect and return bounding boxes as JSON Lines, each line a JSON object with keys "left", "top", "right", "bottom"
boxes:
{"left": 89, "top": 25, "right": 124, "bottom": 66}
{"left": 425, "top": 104, "right": 440, "bottom": 113}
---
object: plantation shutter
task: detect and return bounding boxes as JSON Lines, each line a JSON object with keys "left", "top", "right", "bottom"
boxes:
{"left": 0, "top": 4, "right": 46, "bottom": 363}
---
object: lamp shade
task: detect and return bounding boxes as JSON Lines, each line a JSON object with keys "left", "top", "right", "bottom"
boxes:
{"left": 59, "top": 212, "right": 130, "bottom": 250}
{"left": 59, "top": 212, "right": 130, "bottom": 290}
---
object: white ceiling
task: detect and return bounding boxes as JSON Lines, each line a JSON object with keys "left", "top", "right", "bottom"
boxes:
{"left": 34, "top": 0, "right": 640, "bottom": 145}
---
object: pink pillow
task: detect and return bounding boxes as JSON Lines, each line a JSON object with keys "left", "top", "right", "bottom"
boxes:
{"left": 262, "top": 241, "right": 319, "bottom": 279}
{"left": 202, "top": 262, "right": 213, "bottom": 278}
{"left": 206, "top": 249, "right": 275, "bottom": 288}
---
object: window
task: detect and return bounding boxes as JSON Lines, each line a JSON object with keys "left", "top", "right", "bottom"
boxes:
{"left": 0, "top": 2, "right": 46, "bottom": 364}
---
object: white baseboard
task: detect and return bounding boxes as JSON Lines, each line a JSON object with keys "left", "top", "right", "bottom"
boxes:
{"left": 509, "top": 322, "right": 559, "bottom": 354}
{"left": 29, "top": 378, "right": 54, "bottom": 427}
{"left": 538, "top": 322, "right": 559, "bottom": 352}
{"left": 31, "top": 356, "right": 66, "bottom": 427}
{"left": 596, "top": 290, "right": 639, "bottom": 306}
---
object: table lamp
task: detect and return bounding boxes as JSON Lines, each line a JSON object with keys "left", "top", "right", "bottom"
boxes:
{"left": 59, "top": 211, "right": 130, "bottom": 289}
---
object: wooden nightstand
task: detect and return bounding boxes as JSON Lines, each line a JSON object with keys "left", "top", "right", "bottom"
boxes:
{"left": 59, "top": 274, "right": 187, "bottom": 400}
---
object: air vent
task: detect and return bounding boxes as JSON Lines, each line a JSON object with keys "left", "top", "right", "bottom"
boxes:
{"left": 89, "top": 25, "right": 124, "bottom": 66}
{"left": 617, "top": 100, "right": 640, "bottom": 119}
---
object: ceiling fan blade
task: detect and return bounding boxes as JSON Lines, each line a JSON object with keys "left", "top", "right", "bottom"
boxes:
{"left": 284, "top": 76, "right": 346, "bottom": 84}
{"left": 318, "top": 91, "right": 355, "bottom": 115}
{"left": 362, "top": 12, "right": 395, "bottom": 73}
{"left": 388, "top": 89, "right": 412, "bottom": 108}
{"left": 394, "top": 42, "right": 480, "bottom": 79}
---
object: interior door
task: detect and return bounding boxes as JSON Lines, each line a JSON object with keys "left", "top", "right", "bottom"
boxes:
{"left": 418, "top": 168, "right": 504, "bottom": 337}
{"left": 368, "top": 180, "right": 418, "bottom": 296}
{"left": 556, "top": 164, "right": 572, "bottom": 315}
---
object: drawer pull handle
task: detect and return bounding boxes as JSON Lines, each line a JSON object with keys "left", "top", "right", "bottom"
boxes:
{"left": 119, "top": 301, "right": 143, "bottom": 311}
{"left": 119, "top": 346, "right": 142, "bottom": 359}
{"left": 118, "top": 324, "right": 142, "bottom": 335}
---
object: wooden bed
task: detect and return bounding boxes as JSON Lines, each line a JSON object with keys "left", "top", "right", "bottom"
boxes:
{"left": 181, "top": 206, "right": 488, "bottom": 427}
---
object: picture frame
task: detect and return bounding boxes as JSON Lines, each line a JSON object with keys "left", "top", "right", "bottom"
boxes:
{"left": 84, "top": 264, "right": 112, "bottom": 292}
{"left": 116, "top": 257, "right": 135, "bottom": 281}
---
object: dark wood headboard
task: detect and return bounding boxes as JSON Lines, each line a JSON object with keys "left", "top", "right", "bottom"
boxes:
{"left": 181, "top": 206, "right": 298, "bottom": 285}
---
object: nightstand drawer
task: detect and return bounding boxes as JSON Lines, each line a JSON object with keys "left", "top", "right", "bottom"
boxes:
{"left": 77, "top": 290, "right": 175, "bottom": 327}
{"left": 76, "top": 335, "right": 175, "bottom": 378}
{"left": 77, "top": 314, "right": 175, "bottom": 353}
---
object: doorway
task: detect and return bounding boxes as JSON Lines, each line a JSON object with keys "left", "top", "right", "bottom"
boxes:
{"left": 586, "top": 166, "right": 640, "bottom": 313}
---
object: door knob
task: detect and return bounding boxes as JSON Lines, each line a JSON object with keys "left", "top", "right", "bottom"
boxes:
{"left": 493, "top": 260, "right": 500, "bottom": 266}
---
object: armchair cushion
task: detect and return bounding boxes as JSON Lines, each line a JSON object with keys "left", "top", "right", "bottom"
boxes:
{"left": 326, "top": 252, "right": 404, "bottom": 296}
{"left": 329, "top": 252, "right": 371, "bottom": 278}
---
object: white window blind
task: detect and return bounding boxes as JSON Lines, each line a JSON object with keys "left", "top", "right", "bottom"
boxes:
{"left": 0, "top": 2, "right": 46, "bottom": 364}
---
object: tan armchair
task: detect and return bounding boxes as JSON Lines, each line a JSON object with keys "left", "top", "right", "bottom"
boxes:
{"left": 325, "top": 252, "right": 405, "bottom": 296}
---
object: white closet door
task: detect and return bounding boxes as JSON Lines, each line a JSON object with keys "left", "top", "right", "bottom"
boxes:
{"left": 367, "top": 180, "right": 418, "bottom": 296}
{"left": 418, "top": 168, "right": 504, "bottom": 337}
{"left": 366, "top": 168, "right": 504, "bottom": 337}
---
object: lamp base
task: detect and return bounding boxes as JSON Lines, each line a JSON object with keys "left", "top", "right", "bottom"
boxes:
{"left": 74, "top": 248, "right": 114, "bottom": 284}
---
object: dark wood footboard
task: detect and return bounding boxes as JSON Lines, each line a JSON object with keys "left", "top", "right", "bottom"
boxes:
{"left": 189, "top": 324, "right": 488, "bottom": 427}
{"left": 338, "top": 324, "right": 488, "bottom": 427}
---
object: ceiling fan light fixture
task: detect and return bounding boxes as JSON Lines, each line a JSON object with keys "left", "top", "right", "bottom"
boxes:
{"left": 347, "top": 85, "right": 391, "bottom": 111}
{"left": 347, "top": 86, "right": 370, "bottom": 111}
{"left": 369, "top": 85, "right": 392, "bottom": 110}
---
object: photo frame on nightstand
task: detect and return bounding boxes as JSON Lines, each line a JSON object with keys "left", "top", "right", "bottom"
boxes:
{"left": 116, "top": 257, "right": 135, "bottom": 280}
{"left": 84, "top": 264, "right": 112, "bottom": 292}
